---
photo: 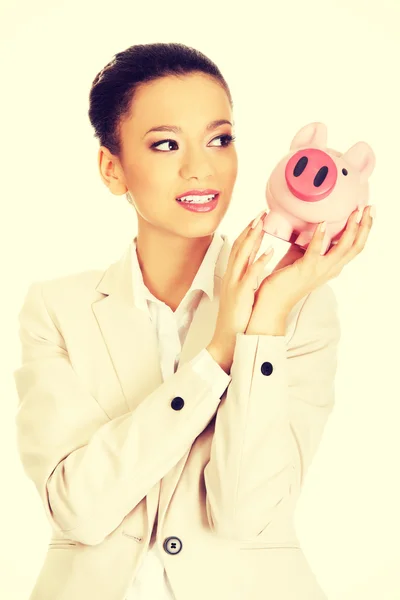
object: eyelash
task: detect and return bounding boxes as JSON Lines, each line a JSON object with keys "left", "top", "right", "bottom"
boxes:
{"left": 150, "top": 134, "right": 236, "bottom": 152}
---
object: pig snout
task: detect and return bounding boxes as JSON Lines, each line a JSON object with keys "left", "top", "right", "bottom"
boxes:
{"left": 285, "top": 148, "right": 337, "bottom": 202}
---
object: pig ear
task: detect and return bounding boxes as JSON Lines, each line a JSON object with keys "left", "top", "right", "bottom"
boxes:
{"left": 290, "top": 122, "right": 328, "bottom": 151}
{"left": 342, "top": 142, "right": 376, "bottom": 183}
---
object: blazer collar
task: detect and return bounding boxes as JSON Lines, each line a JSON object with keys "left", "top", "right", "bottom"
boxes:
{"left": 95, "top": 231, "right": 230, "bottom": 306}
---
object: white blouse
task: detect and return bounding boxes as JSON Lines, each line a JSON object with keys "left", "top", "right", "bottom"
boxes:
{"left": 125, "top": 231, "right": 232, "bottom": 600}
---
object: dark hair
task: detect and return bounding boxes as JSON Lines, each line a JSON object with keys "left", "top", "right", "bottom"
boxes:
{"left": 88, "top": 42, "right": 233, "bottom": 161}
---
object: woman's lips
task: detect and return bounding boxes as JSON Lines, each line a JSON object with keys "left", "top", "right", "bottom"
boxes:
{"left": 175, "top": 193, "right": 220, "bottom": 212}
{"left": 176, "top": 189, "right": 220, "bottom": 199}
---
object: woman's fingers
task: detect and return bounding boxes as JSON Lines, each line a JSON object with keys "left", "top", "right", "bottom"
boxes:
{"left": 244, "top": 244, "right": 274, "bottom": 289}
{"left": 231, "top": 217, "right": 265, "bottom": 282}
{"left": 230, "top": 210, "right": 265, "bottom": 262}
{"left": 325, "top": 205, "right": 373, "bottom": 266}
{"left": 297, "top": 205, "right": 374, "bottom": 278}
{"left": 348, "top": 205, "right": 374, "bottom": 256}
{"left": 324, "top": 208, "right": 361, "bottom": 262}
{"left": 227, "top": 203, "right": 372, "bottom": 292}
{"left": 302, "top": 221, "right": 326, "bottom": 262}
{"left": 247, "top": 213, "right": 268, "bottom": 268}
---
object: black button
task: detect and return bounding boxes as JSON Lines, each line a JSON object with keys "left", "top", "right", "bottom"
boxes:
{"left": 261, "top": 362, "right": 273, "bottom": 376}
{"left": 163, "top": 536, "right": 183, "bottom": 555}
{"left": 171, "top": 396, "right": 184, "bottom": 410}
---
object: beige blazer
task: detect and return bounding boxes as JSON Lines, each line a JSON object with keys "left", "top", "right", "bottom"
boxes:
{"left": 13, "top": 233, "right": 340, "bottom": 600}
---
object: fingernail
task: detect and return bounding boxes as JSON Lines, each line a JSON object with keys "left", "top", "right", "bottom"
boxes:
{"left": 251, "top": 210, "right": 266, "bottom": 229}
{"left": 355, "top": 207, "right": 363, "bottom": 224}
{"left": 369, "top": 204, "right": 376, "bottom": 219}
{"left": 320, "top": 221, "right": 327, "bottom": 232}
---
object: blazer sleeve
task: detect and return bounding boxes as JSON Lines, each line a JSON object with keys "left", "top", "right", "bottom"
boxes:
{"left": 203, "top": 283, "right": 341, "bottom": 541}
{"left": 13, "top": 281, "right": 231, "bottom": 546}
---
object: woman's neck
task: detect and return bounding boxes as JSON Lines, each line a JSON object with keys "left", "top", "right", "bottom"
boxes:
{"left": 135, "top": 229, "right": 214, "bottom": 311}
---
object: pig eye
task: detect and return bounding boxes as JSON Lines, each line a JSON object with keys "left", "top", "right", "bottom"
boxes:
{"left": 342, "top": 168, "right": 348, "bottom": 176}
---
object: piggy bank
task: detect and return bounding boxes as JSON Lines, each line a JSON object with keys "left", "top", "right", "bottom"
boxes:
{"left": 262, "top": 122, "right": 376, "bottom": 254}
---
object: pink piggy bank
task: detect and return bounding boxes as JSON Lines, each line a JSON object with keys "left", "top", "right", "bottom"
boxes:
{"left": 262, "top": 122, "right": 376, "bottom": 254}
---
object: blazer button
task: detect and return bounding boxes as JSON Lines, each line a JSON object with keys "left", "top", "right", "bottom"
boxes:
{"left": 261, "top": 361, "right": 273, "bottom": 376}
{"left": 171, "top": 397, "right": 184, "bottom": 410}
{"left": 163, "top": 536, "right": 183, "bottom": 555}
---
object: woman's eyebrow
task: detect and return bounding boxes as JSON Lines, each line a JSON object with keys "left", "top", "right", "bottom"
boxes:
{"left": 143, "top": 119, "right": 233, "bottom": 138}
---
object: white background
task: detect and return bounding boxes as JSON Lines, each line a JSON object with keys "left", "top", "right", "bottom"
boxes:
{"left": 1, "top": 0, "right": 399, "bottom": 598}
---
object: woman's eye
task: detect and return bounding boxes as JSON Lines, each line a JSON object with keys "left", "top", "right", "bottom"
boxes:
{"left": 209, "top": 134, "right": 236, "bottom": 147}
{"left": 151, "top": 139, "right": 179, "bottom": 152}
{"left": 150, "top": 134, "right": 236, "bottom": 152}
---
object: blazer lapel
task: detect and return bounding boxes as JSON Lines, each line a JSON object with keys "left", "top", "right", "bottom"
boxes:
{"left": 92, "top": 246, "right": 163, "bottom": 417}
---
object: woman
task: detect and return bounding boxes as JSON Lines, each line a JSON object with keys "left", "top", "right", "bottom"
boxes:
{"left": 13, "top": 43, "right": 374, "bottom": 600}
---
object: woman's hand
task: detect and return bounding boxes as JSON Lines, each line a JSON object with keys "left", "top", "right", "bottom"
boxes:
{"left": 207, "top": 211, "right": 275, "bottom": 372}
{"left": 246, "top": 204, "right": 375, "bottom": 335}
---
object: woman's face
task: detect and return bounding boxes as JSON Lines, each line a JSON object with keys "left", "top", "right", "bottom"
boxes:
{"left": 113, "top": 72, "right": 238, "bottom": 238}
